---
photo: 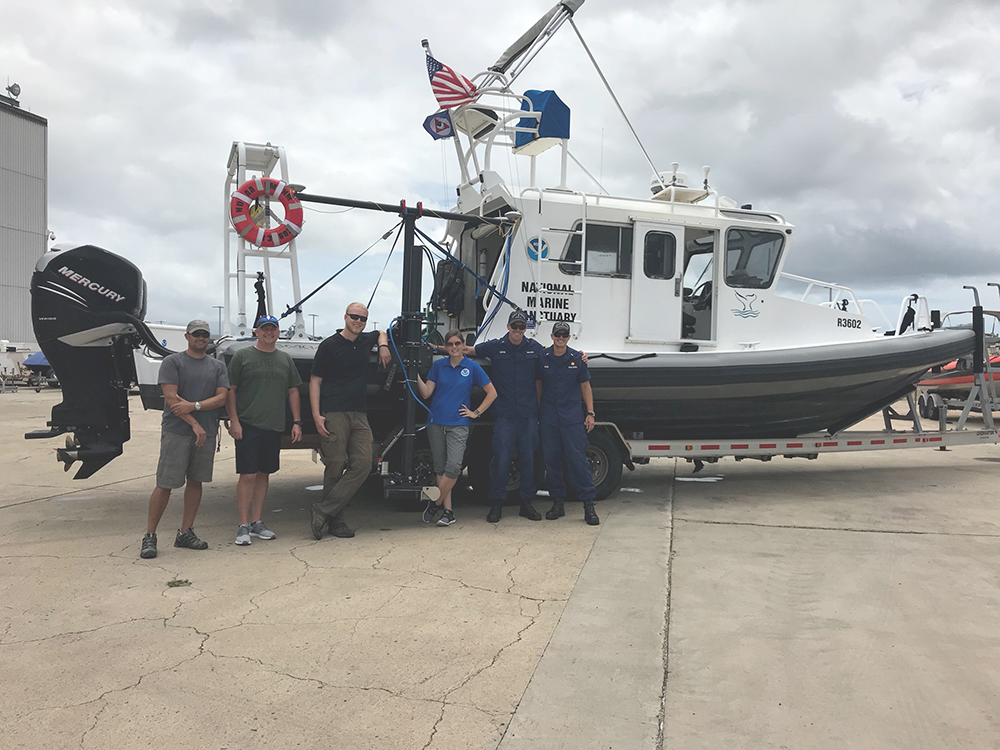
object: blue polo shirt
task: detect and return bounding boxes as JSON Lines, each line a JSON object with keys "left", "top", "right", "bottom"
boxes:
{"left": 475, "top": 335, "right": 544, "bottom": 419}
{"left": 536, "top": 346, "right": 591, "bottom": 426}
{"left": 427, "top": 356, "right": 491, "bottom": 425}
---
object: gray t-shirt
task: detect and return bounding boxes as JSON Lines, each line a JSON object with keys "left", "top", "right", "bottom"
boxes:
{"left": 159, "top": 352, "right": 230, "bottom": 436}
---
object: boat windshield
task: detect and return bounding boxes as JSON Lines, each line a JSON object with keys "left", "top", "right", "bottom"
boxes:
{"left": 724, "top": 228, "right": 785, "bottom": 289}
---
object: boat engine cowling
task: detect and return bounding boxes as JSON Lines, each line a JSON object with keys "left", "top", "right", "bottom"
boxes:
{"left": 26, "top": 245, "right": 172, "bottom": 479}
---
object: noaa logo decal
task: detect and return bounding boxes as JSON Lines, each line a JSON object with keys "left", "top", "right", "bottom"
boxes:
{"left": 526, "top": 237, "right": 549, "bottom": 261}
{"left": 461, "top": 368, "right": 470, "bottom": 377}
{"left": 731, "top": 290, "right": 760, "bottom": 318}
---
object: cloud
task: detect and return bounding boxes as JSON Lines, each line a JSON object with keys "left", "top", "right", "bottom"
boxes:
{"left": 5, "top": 0, "right": 1000, "bottom": 338}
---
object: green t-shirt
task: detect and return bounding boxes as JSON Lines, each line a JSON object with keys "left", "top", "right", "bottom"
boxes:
{"left": 227, "top": 346, "right": 302, "bottom": 432}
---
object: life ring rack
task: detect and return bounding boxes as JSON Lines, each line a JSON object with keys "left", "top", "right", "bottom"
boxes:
{"left": 229, "top": 177, "right": 304, "bottom": 248}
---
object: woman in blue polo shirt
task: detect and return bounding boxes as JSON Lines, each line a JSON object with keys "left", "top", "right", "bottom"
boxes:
{"left": 416, "top": 330, "right": 497, "bottom": 526}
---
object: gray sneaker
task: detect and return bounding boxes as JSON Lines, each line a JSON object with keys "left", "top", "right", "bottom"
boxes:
{"left": 174, "top": 527, "right": 208, "bottom": 550}
{"left": 140, "top": 532, "right": 157, "bottom": 559}
{"left": 249, "top": 520, "right": 276, "bottom": 540}
{"left": 235, "top": 524, "right": 252, "bottom": 546}
{"left": 437, "top": 509, "right": 456, "bottom": 526}
{"left": 422, "top": 500, "right": 440, "bottom": 524}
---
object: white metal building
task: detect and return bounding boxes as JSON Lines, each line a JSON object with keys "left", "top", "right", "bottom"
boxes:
{"left": 0, "top": 92, "right": 47, "bottom": 344}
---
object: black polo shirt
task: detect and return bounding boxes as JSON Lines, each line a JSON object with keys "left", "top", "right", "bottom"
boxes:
{"left": 312, "top": 330, "right": 380, "bottom": 413}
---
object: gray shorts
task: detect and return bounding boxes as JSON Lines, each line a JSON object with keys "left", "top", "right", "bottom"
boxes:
{"left": 426, "top": 424, "right": 470, "bottom": 479}
{"left": 155, "top": 430, "right": 216, "bottom": 489}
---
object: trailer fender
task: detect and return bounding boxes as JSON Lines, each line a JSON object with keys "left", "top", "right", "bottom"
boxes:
{"left": 594, "top": 422, "right": 635, "bottom": 471}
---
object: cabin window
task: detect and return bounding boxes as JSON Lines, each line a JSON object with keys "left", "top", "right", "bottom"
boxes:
{"left": 724, "top": 228, "right": 784, "bottom": 289}
{"left": 559, "top": 223, "right": 633, "bottom": 277}
{"left": 643, "top": 232, "right": 676, "bottom": 279}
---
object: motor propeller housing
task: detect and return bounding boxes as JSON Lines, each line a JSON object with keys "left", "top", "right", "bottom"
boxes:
{"left": 26, "top": 245, "right": 166, "bottom": 479}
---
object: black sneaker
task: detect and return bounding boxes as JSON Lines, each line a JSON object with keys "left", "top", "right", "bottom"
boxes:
{"left": 329, "top": 517, "right": 355, "bottom": 538}
{"left": 486, "top": 505, "right": 503, "bottom": 523}
{"left": 422, "top": 500, "right": 441, "bottom": 524}
{"left": 310, "top": 505, "right": 327, "bottom": 540}
{"left": 437, "top": 509, "right": 456, "bottom": 526}
{"left": 175, "top": 527, "right": 208, "bottom": 550}
{"left": 140, "top": 532, "right": 157, "bottom": 559}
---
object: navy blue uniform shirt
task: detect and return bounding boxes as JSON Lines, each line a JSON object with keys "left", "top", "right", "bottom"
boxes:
{"left": 475, "top": 335, "right": 544, "bottom": 419}
{"left": 536, "top": 346, "right": 591, "bottom": 426}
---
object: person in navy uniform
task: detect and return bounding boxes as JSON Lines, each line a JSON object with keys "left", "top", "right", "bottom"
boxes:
{"left": 453, "top": 309, "right": 545, "bottom": 523}
{"left": 535, "top": 321, "right": 599, "bottom": 525}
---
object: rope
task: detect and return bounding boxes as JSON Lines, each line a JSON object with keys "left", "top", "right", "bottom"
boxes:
{"left": 366, "top": 224, "right": 404, "bottom": 308}
{"left": 280, "top": 221, "right": 402, "bottom": 319}
{"left": 569, "top": 18, "right": 665, "bottom": 191}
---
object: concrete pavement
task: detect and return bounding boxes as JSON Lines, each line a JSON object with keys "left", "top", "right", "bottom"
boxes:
{"left": 3, "top": 388, "right": 999, "bottom": 749}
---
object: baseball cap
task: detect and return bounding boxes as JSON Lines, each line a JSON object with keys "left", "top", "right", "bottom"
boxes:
{"left": 508, "top": 309, "right": 529, "bottom": 325}
{"left": 255, "top": 315, "right": 279, "bottom": 328}
{"left": 552, "top": 321, "right": 571, "bottom": 335}
{"left": 186, "top": 319, "right": 211, "bottom": 335}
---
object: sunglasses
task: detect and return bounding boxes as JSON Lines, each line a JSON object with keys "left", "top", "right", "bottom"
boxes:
{"left": 552, "top": 331, "right": 570, "bottom": 338}
{"left": 188, "top": 331, "right": 211, "bottom": 338}
{"left": 509, "top": 323, "right": 526, "bottom": 330}
{"left": 446, "top": 340, "right": 464, "bottom": 347}
{"left": 346, "top": 313, "right": 368, "bottom": 322}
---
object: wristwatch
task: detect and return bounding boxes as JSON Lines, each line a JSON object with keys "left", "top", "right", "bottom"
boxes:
{"left": 586, "top": 411, "right": 595, "bottom": 417}
{"left": 292, "top": 420, "right": 303, "bottom": 425}
{"left": 473, "top": 409, "right": 480, "bottom": 417}
{"left": 194, "top": 401, "right": 202, "bottom": 411}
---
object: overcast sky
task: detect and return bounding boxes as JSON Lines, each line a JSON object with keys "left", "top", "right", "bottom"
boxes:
{"left": 5, "top": 0, "right": 1000, "bottom": 336}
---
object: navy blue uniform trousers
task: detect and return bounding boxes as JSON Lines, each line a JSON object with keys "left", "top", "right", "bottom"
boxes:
{"left": 490, "top": 416, "right": 538, "bottom": 501}
{"left": 540, "top": 421, "right": 596, "bottom": 501}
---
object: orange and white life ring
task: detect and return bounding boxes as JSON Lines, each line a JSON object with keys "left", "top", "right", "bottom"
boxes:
{"left": 229, "top": 177, "right": 304, "bottom": 248}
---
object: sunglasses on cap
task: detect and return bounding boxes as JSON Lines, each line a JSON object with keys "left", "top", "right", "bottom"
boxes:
{"left": 256, "top": 315, "right": 279, "bottom": 327}
{"left": 552, "top": 331, "right": 570, "bottom": 338}
{"left": 346, "top": 313, "right": 368, "bottom": 322}
{"left": 509, "top": 323, "right": 526, "bottom": 330}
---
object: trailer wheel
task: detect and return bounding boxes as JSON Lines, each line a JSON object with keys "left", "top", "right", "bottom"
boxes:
{"left": 586, "top": 430, "right": 622, "bottom": 501}
{"left": 925, "top": 394, "right": 942, "bottom": 421}
{"left": 465, "top": 427, "right": 544, "bottom": 504}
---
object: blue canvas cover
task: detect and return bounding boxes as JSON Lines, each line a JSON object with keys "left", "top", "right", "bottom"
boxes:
{"left": 515, "top": 90, "right": 570, "bottom": 148}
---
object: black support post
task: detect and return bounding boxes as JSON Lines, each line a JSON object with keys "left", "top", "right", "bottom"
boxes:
{"left": 400, "top": 206, "right": 423, "bottom": 481}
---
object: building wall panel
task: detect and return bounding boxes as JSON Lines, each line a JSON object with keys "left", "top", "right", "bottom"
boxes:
{"left": 0, "top": 103, "right": 47, "bottom": 344}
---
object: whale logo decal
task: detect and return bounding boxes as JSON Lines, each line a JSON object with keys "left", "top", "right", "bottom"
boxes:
{"left": 731, "top": 290, "right": 760, "bottom": 318}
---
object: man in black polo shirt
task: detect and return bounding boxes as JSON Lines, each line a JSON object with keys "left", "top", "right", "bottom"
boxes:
{"left": 309, "top": 302, "right": 390, "bottom": 539}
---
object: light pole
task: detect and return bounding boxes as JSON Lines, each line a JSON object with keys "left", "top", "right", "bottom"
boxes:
{"left": 309, "top": 313, "right": 318, "bottom": 337}
{"left": 213, "top": 306, "right": 224, "bottom": 337}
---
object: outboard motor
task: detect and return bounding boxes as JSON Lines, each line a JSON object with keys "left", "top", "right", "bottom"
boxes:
{"left": 25, "top": 245, "right": 172, "bottom": 478}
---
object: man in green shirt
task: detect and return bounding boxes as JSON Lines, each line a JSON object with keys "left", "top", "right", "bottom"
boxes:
{"left": 225, "top": 315, "right": 303, "bottom": 546}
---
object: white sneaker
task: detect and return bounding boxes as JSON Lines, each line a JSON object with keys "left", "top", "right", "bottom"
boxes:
{"left": 235, "top": 524, "right": 252, "bottom": 546}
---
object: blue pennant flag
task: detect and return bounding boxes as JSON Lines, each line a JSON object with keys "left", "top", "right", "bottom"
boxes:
{"left": 423, "top": 110, "right": 454, "bottom": 140}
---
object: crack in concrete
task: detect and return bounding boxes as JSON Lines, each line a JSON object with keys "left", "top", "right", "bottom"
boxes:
{"left": 677, "top": 517, "right": 1000, "bottom": 537}
{"left": 0, "top": 472, "right": 158, "bottom": 510}
{"left": 0, "top": 617, "right": 170, "bottom": 647}
{"left": 657, "top": 462, "right": 677, "bottom": 750}
{"left": 18, "top": 627, "right": 210, "bottom": 725}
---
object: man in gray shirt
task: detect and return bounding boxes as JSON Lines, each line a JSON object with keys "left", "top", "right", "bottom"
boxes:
{"left": 140, "top": 320, "right": 230, "bottom": 559}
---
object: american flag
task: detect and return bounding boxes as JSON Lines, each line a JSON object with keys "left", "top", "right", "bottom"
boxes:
{"left": 426, "top": 54, "right": 478, "bottom": 109}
